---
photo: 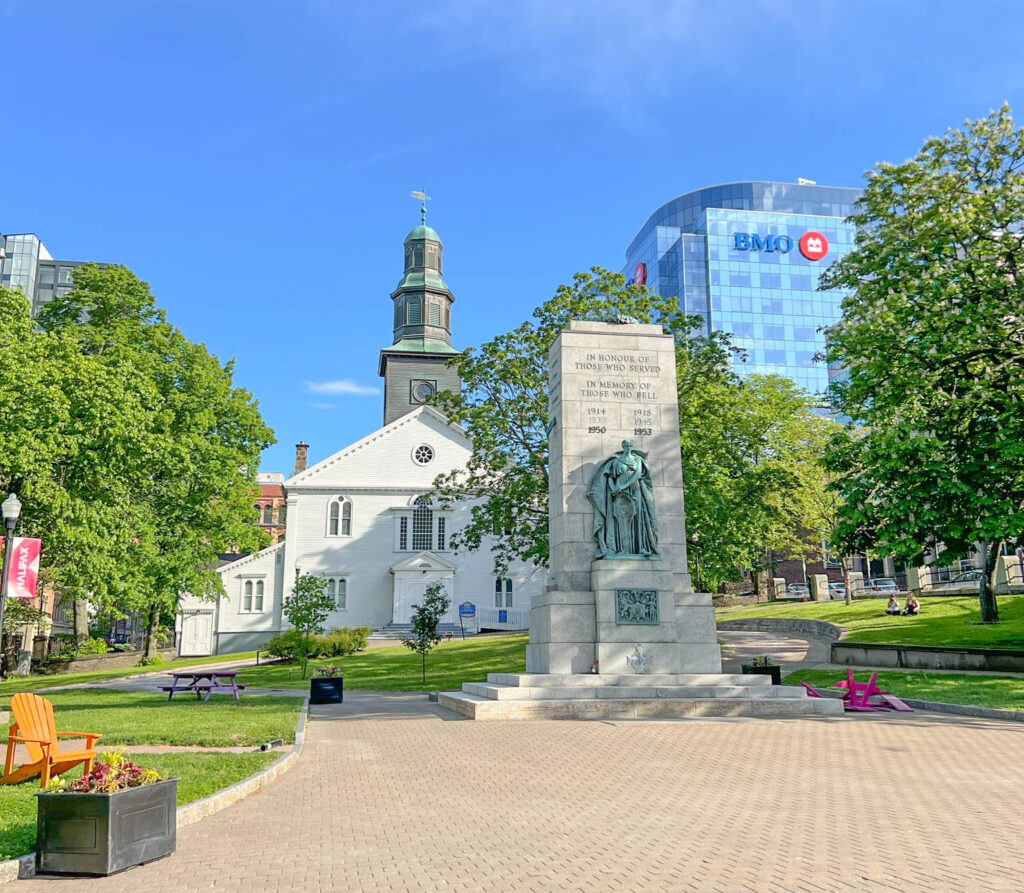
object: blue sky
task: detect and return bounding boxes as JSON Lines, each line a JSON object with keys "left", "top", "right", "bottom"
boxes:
{"left": 3, "top": 1, "right": 1023, "bottom": 472}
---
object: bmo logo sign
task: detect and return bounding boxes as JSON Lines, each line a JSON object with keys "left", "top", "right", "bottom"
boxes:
{"left": 798, "top": 231, "right": 829, "bottom": 261}
{"left": 733, "top": 230, "right": 829, "bottom": 261}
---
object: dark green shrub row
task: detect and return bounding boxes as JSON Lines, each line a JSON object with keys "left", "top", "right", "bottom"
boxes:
{"left": 262, "top": 626, "right": 371, "bottom": 661}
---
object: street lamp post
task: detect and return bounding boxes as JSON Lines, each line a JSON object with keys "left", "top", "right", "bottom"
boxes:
{"left": 0, "top": 493, "right": 24, "bottom": 661}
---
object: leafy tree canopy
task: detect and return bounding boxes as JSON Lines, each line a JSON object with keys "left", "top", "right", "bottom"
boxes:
{"left": 821, "top": 104, "right": 1024, "bottom": 622}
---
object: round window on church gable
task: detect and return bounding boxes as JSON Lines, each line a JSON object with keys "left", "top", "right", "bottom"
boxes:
{"left": 412, "top": 444, "right": 435, "bottom": 466}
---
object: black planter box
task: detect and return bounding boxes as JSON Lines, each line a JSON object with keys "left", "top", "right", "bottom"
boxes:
{"left": 310, "top": 676, "right": 344, "bottom": 704}
{"left": 36, "top": 778, "right": 177, "bottom": 876}
{"left": 741, "top": 664, "right": 782, "bottom": 686}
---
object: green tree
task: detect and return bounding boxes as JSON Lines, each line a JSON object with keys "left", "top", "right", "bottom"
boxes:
{"left": 37, "top": 265, "right": 275, "bottom": 656}
{"left": 283, "top": 574, "right": 337, "bottom": 679}
{"left": 433, "top": 267, "right": 822, "bottom": 592}
{"left": 400, "top": 581, "right": 451, "bottom": 683}
{"left": 821, "top": 105, "right": 1024, "bottom": 624}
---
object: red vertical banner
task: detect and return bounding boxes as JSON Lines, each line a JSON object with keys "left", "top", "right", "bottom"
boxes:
{"left": 7, "top": 537, "right": 42, "bottom": 599}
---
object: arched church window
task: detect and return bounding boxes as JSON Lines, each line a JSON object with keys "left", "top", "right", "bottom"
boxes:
{"left": 394, "top": 298, "right": 404, "bottom": 329}
{"left": 328, "top": 496, "right": 353, "bottom": 537}
{"left": 413, "top": 246, "right": 423, "bottom": 267}
{"left": 263, "top": 504, "right": 274, "bottom": 525}
{"left": 412, "top": 496, "right": 432, "bottom": 551}
{"left": 254, "top": 503, "right": 261, "bottom": 520}
{"left": 407, "top": 298, "right": 421, "bottom": 325}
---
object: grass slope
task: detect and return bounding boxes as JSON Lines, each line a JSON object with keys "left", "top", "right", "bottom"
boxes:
{"left": 237, "top": 633, "right": 529, "bottom": 691}
{"left": 784, "top": 668, "right": 1024, "bottom": 712}
{"left": 1, "top": 690, "right": 303, "bottom": 747}
{"left": 0, "top": 752, "right": 278, "bottom": 861}
{"left": 0, "top": 651, "right": 258, "bottom": 697}
{"left": 718, "top": 596, "right": 1024, "bottom": 649}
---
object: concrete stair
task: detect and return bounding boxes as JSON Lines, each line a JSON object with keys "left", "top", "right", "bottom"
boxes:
{"left": 438, "top": 673, "right": 844, "bottom": 720}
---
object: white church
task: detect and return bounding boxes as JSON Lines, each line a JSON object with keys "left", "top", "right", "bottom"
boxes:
{"left": 177, "top": 219, "right": 545, "bottom": 656}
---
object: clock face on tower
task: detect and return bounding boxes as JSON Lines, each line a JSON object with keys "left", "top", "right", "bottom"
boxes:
{"left": 410, "top": 379, "right": 437, "bottom": 404}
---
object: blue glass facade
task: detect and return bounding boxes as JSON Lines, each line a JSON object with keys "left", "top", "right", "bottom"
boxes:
{"left": 624, "top": 182, "right": 860, "bottom": 397}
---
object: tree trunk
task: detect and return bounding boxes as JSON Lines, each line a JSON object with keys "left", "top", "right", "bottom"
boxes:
{"left": 143, "top": 605, "right": 161, "bottom": 659}
{"left": 73, "top": 598, "right": 90, "bottom": 644}
{"left": 978, "top": 539, "right": 1000, "bottom": 624}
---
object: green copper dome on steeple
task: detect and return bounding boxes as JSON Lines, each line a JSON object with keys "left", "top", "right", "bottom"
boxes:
{"left": 404, "top": 224, "right": 441, "bottom": 243}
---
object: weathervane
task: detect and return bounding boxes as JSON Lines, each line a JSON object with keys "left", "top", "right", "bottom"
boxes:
{"left": 410, "top": 188, "right": 431, "bottom": 224}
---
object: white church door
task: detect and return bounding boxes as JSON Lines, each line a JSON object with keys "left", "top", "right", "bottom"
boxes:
{"left": 390, "top": 553, "right": 458, "bottom": 625}
{"left": 180, "top": 610, "right": 214, "bottom": 656}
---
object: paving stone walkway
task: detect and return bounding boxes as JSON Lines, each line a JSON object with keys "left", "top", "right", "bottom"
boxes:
{"left": 21, "top": 690, "right": 1024, "bottom": 892}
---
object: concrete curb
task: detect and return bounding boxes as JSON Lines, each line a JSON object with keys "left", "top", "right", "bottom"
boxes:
{"left": 0, "top": 698, "right": 309, "bottom": 883}
{"left": 717, "top": 617, "right": 847, "bottom": 642}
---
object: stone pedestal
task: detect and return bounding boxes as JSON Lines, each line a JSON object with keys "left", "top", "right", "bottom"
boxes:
{"left": 444, "top": 319, "right": 834, "bottom": 720}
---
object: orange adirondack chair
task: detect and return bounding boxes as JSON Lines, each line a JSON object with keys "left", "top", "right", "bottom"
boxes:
{"left": 2, "top": 692, "right": 102, "bottom": 787}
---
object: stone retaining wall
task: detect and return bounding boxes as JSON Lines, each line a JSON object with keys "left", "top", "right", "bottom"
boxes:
{"left": 46, "top": 647, "right": 177, "bottom": 674}
{"left": 716, "top": 618, "right": 845, "bottom": 642}
{"left": 832, "top": 641, "right": 1024, "bottom": 672}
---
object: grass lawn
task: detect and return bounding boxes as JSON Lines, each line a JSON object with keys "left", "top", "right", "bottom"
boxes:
{"left": 783, "top": 668, "right": 1024, "bottom": 712}
{"left": 0, "top": 651, "right": 259, "bottom": 697}
{"left": 0, "top": 751, "right": 278, "bottom": 861}
{"left": 237, "top": 633, "right": 528, "bottom": 691}
{"left": 1, "top": 690, "right": 304, "bottom": 747}
{"left": 718, "top": 596, "right": 1024, "bottom": 649}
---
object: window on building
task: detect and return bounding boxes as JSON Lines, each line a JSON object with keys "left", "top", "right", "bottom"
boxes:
{"left": 413, "top": 246, "right": 423, "bottom": 267}
{"left": 399, "top": 516, "right": 408, "bottom": 550}
{"left": 255, "top": 580, "right": 264, "bottom": 612}
{"left": 407, "top": 297, "right": 421, "bottom": 325}
{"left": 412, "top": 496, "right": 432, "bottom": 551}
{"left": 38, "top": 266, "right": 55, "bottom": 285}
{"left": 255, "top": 503, "right": 262, "bottom": 520}
{"left": 328, "top": 497, "right": 352, "bottom": 536}
{"left": 243, "top": 580, "right": 252, "bottom": 612}
{"left": 495, "top": 578, "right": 513, "bottom": 608}
{"left": 429, "top": 303, "right": 441, "bottom": 325}
{"left": 437, "top": 517, "right": 446, "bottom": 551}
{"left": 333, "top": 578, "right": 347, "bottom": 610}
{"left": 278, "top": 504, "right": 286, "bottom": 524}
{"left": 394, "top": 298, "right": 404, "bottom": 329}
{"left": 57, "top": 266, "right": 75, "bottom": 285}
{"left": 263, "top": 504, "right": 274, "bottom": 524}
{"left": 443, "top": 304, "right": 450, "bottom": 329}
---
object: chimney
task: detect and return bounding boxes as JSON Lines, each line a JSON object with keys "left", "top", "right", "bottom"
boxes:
{"left": 293, "top": 442, "right": 309, "bottom": 476}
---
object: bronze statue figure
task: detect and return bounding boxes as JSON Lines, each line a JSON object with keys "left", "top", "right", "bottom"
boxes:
{"left": 587, "top": 439, "right": 659, "bottom": 558}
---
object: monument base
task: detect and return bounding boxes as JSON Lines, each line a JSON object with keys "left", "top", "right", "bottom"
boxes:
{"left": 438, "top": 673, "right": 843, "bottom": 720}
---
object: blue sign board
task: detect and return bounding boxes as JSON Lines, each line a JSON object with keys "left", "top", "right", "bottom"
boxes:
{"left": 498, "top": 609, "right": 508, "bottom": 624}
{"left": 458, "top": 602, "right": 476, "bottom": 616}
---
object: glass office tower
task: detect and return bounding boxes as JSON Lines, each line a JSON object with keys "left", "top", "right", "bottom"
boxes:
{"left": 0, "top": 233, "right": 95, "bottom": 316}
{"left": 623, "top": 181, "right": 860, "bottom": 397}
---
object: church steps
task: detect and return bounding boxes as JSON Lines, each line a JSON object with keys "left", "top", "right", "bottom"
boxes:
{"left": 438, "top": 691, "right": 844, "bottom": 720}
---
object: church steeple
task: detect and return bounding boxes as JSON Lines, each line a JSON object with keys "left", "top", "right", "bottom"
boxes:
{"left": 378, "top": 204, "right": 462, "bottom": 425}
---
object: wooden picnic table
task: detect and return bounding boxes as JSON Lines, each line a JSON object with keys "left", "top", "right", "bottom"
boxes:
{"left": 160, "top": 671, "right": 246, "bottom": 702}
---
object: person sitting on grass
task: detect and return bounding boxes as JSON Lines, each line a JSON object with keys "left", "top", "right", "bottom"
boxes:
{"left": 902, "top": 593, "right": 920, "bottom": 616}
{"left": 885, "top": 594, "right": 902, "bottom": 616}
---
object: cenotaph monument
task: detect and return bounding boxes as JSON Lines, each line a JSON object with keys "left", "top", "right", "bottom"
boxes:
{"left": 440, "top": 320, "right": 841, "bottom": 719}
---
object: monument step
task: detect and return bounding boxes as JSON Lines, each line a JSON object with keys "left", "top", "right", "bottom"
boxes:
{"left": 463, "top": 682, "right": 808, "bottom": 701}
{"left": 438, "top": 692, "right": 845, "bottom": 720}
{"left": 487, "top": 673, "right": 772, "bottom": 688}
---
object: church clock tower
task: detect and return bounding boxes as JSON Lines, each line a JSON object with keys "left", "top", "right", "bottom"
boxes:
{"left": 378, "top": 207, "right": 462, "bottom": 425}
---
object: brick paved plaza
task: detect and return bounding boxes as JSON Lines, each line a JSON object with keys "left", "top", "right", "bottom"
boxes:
{"left": 20, "top": 692, "right": 1024, "bottom": 892}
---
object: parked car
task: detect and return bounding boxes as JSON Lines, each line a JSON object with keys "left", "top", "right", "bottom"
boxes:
{"left": 827, "top": 582, "right": 847, "bottom": 599}
{"left": 786, "top": 583, "right": 810, "bottom": 598}
{"left": 938, "top": 570, "right": 984, "bottom": 590}
{"left": 865, "top": 577, "right": 899, "bottom": 593}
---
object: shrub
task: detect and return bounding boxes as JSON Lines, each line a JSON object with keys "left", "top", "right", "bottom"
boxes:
{"left": 320, "top": 626, "right": 371, "bottom": 657}
{"left": 79, "top": 637, "right": 110, "bottom": 655}
{"left": 263, "top": 630, "right": 308, "bottom": 661}
{"left": 48, "top": 634, "right": 109, "bottom": 660}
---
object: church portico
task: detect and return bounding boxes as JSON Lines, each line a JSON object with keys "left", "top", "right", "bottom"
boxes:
{"left": 389, "top": 551, "right": 458, "bottom": 625}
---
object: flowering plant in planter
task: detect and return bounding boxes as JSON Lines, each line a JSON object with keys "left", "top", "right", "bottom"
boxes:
{"left": 49, "top": 751, "right": 161, "bottom": 794}
{"left": 38, "top": 751, "right": 176, "bottom": 876}
{"left": 314, "top": 666, "right": 343, "bottom": 677}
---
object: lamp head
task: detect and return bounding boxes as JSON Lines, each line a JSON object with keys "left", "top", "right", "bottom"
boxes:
{"left": 1, "top": 493, "right": 21, "bottom": 526}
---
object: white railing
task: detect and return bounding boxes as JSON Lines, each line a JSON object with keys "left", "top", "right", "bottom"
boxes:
{"left": 476, "top": 607, "right": 529, "bottom": 631}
